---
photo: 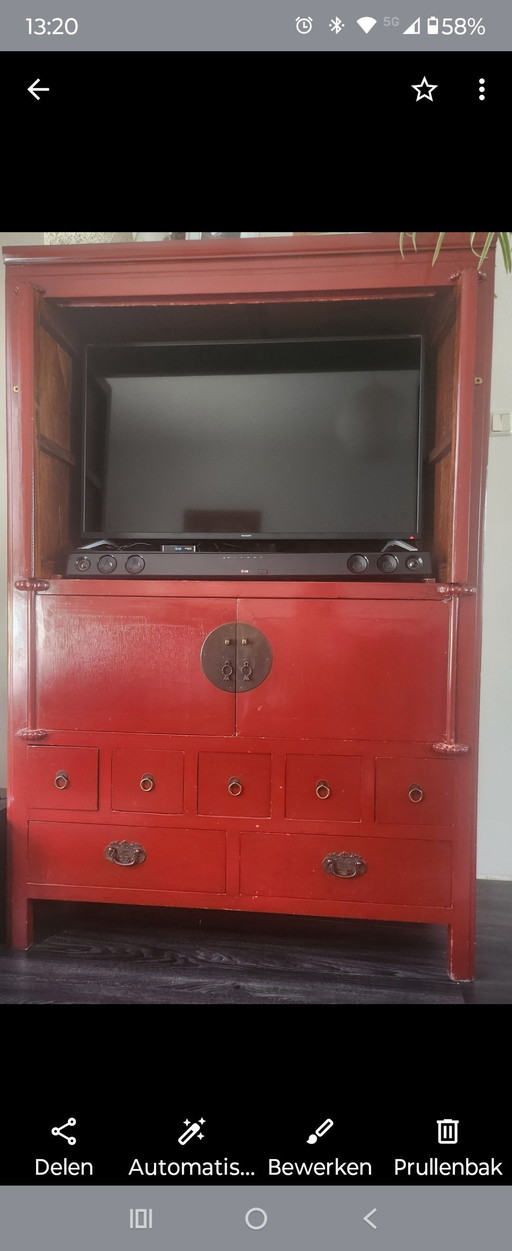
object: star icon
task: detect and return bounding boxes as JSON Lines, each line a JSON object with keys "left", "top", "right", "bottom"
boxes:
{"left": 411, "top": 76, "right": 438, "bottom": 101}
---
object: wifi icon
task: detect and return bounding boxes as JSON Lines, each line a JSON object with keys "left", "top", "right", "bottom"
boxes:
{"left": 357, "top": 15, "right": 377, "bottom": 31}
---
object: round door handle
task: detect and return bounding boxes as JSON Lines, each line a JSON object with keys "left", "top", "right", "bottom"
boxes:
{"left": 228, "top": 776, "right": 243, "bottom": 796}
{"left": 54, "top": 771, "right": 69, "bottom": 790}
{"left": 322, "top": 852, "right": 367, "bottom": 879}
{"left": 315, "top": 779, "right": 331, "bottom": 800}
{"left": 408, "top": 785, "right": 424, "bottom": 803}
{"left": 140, "top": 773, "right": 155, "bottom": 792}
{"left": 221, "top": 660, "right": 234, "bottom": 681}
{"left": 105, "top": 840, "right": 147, "bottom": 867}
{"left": 240, "top": 660, "right": 253, "bottom": 682}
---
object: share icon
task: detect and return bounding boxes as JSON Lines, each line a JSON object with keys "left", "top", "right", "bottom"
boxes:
{"left": 51, "top": 1118, "right": 77, "bottom": 1146}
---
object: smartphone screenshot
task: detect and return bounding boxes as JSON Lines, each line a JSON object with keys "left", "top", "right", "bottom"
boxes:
{"left": 0, "top": 0, "right": 509, "bottom": 140}
{"left": 2, "top": 1075, "right": 509, "bottom": 1251}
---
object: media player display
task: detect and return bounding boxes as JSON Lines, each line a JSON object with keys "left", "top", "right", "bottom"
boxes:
{"left": 83, "top": 340, "right": 421, "bottom": 539}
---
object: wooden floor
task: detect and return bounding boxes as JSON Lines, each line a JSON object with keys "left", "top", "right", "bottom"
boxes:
{"left": 0, "top": 881, "right": 510, "bottom": 1004}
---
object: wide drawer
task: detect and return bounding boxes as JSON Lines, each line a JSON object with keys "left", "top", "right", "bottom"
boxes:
{"left": 285, "top": 754, "right": 361, "bottom": 821}
{"left": 28, "top": 823, "right": 226, "bottom": 892}
{"left": 198, "top": 752, "right": 271, "bottom": 816}
{"left": 240, "top": 833, "right": 451, "bottom": 906}
{"left": 27, "top": 746, "right": 99, "bottom": 811}
{"left": 375, "top": 758, "right": 454, "bottom": 825}
{"left": 112, "top": 748, "right": 184, "bottom": 813}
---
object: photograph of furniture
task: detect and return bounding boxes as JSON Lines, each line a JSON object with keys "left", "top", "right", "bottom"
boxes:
{"left": 4, "top": 233, "right": 495, "bottom": 979}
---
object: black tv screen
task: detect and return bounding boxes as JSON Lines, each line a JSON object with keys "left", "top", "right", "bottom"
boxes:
{"left": 83, "top": 338, "right": 422, "bottom": 540}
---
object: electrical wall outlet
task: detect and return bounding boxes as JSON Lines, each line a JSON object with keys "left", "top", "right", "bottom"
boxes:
{"left": 490, "top": 412, "right": 511, "bottom": 435}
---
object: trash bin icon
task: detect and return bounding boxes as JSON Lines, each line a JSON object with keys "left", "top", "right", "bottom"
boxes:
{"left": 437, "top": 1119, "right": 459, "bottom": 1144}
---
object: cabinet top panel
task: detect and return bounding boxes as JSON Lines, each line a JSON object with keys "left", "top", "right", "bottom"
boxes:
{"left": 2, "top": 233, "right": 497, "bottom": 269}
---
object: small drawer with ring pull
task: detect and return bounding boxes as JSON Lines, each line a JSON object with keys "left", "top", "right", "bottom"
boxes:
{"left": 285, "top": 754, "right": 361, "bottom": 822}
{"left": 27, "top": 745, "right": 99, "bottom": 811}
{"left": 198, "top": 752, "right": 271, "bottom": 817}
{"left": 112, "top": 748, "right": 184, "bottom": 813}
{"left": 375, "top": 758, "right": 455, "bottom": 826}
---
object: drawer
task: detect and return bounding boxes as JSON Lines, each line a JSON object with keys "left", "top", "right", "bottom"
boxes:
{"left": 28, "top": 823, "right": 226, "bottom": 893}
{"left": 112, "top": 749, "right": 184, "bottom": 813}
{"left": 27, "top": 746, "right": 99, "bottom": 811}
{"left": 198, "top": 752, "right": 271, "bottom": 817}
{"left": 240, "top": 833, "right": 452, "bottom": 907}
{"left": 285, "top": 754, "right": 361, "bottom": 821}
{"left": 375, "top": 758, "right": 454, "bottom": 825}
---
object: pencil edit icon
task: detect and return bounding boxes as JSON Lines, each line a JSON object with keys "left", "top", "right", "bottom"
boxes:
{"left": 307, "top": 1118, "right": 334, "bottom": 1145}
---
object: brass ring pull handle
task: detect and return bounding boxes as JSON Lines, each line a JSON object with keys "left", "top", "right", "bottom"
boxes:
{"left": 140, "top": 773, "right": 155, "bottom": 792}
{"left": 54, "top": 771, "right": 69, "bottom": 790}
{"left": 240, "top": 660, "right": 253, "bottom": 682}
{"left": 221, "top": 660, "right": 234, "bottom": 681}
{"left": 322, "top": 852, "right": 367, "bottom": 879}
{"left": 315, "top": 780, "right": 331, "bottom": 800}
{"left": 228, "top": 776, "right": 243, "bottom": 797}
{"left": 105, "top": 840, "right": 147, "bottom": 867}
{"left": 408, "top": 785, "right": 424, "bottom": 803}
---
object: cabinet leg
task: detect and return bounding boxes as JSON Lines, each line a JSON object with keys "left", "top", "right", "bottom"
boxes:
{"left": 10, "top": 898, "right": 34, "bottom": 950}
{"left": 448, "top": 920, "right": 475, "bottom": 981}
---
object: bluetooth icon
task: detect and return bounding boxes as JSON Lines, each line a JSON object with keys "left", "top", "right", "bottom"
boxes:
{"left": 329, "top": 16, "right": 345, "bottom": 31}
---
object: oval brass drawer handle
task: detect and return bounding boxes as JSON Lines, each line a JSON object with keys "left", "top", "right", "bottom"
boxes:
{"left": 105, "top": 840, "right": 147, "bottom": 867}
{"left": 408, "top": 785, "right": 424, "bottom": 803}
{"left": 228, "top": 776, "right": 243, "bottom": 796}
{"left": 140, "top": 773, "right": 155, "bottom": 792}
{"left": 322, "top": 852, "right": 367, "bottom": 879}
{"left": 316, "top": 779, "right": 331, "bottom": 800}
{"left": 54, "top": 770, "right": 69, "bottom": 790}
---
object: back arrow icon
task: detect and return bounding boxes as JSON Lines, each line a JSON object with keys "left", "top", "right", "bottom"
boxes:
{"left": 364, "top": 1210, "right": 377, "bottom": 1230}
{"left": 28, "top": 79, "right": 50, "bottom": 100}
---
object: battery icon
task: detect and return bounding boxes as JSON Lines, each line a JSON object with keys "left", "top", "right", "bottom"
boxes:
{"left": 427, "top": 15, "right": 439, "bottom": 32}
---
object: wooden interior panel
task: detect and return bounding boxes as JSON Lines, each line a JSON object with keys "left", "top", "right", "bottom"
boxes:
{"left": 59, "top": 296, "right": 434, "bottom": 345}
{"left": 36, "top": 327, "right": 75, "bottom": 451}
{"left": 421, "top": 290, "right": 458, "bottom": 580}
{"left": 35, "top": 452, "right": 77, "bottom": 577}
{"left": 34, "top": 301, "right": 82, "bottom": 576}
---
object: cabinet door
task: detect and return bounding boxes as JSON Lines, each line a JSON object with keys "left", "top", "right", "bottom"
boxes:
{"left": 236, "top": 598, "right": 449, "bottom": 741}
{"left": 36, "top": 595, "right": 236, "bottom": 735}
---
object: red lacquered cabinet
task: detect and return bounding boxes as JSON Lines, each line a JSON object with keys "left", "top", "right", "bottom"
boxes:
{"left": 4, "top": 234, "right": 495, "bottom": 979}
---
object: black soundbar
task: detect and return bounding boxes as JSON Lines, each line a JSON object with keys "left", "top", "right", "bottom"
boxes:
{"left": 66, "top": 550, "right": 432, "bottom": 579}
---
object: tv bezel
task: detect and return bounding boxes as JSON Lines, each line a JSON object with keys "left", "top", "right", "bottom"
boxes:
{"left": 81, "top": 335, "right": 424, "bottom": 543}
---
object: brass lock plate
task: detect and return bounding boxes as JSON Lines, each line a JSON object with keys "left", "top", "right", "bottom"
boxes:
{"left": 201, "top": 623, "right": 272, "bottom": 692}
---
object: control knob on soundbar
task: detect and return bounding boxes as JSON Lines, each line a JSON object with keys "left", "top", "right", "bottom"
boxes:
{"left": 347, "top": 553, "right": 368, "bottom": 573}
{"left": 97, "top": 554, "right": 117, "bottom": 573}
{"left": 125, "top": 555, "right": 145, "bottom": 573}
{"left": 377, "top": 553, "right": 399, "bottom": 573}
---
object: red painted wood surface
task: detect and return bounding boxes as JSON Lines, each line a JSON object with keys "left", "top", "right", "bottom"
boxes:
{"left": 35, "top": 594, "right": 236, "bottom": 735}
{"left": 112, "top": 748, "right": 184, "bottom": 814}
{"left": 240, "top": 833, "right": 452, "bottom": 907}
{"left": 284, "top": 754, "right": 361, "bottom": 822}
{"left": 236, "top": 598, "right": 450, "bottom": 741}
{"left": 375, "top": 758, "right": 455, "bottom": 825}
{"left": 4, "top": 235, "right": 496, "bottom": 979}
{"left": 27, "top": 745, "right": 99, "bottom": 811}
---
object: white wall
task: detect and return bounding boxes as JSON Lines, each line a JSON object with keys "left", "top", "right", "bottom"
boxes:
{"left": 477, "top": 254, "right": 512, "bottom": 877}
{"left": 1, "top": 234, "right": 511, "bottom": 877}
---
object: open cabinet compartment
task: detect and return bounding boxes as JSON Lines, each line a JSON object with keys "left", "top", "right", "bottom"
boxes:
{"left": 33, "top": 290, "right": 461, "bottom": 579}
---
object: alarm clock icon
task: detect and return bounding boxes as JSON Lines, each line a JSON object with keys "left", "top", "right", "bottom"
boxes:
{"left": 296, "top": 15, "right": 313, "bottom": 32}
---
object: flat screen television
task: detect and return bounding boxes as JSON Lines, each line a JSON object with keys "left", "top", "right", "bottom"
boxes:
{"left": 82, "top": 337, "right": 423, "bottom": 542}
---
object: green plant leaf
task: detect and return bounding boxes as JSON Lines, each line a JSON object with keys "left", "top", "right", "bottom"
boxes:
{"left": 498, "top": 232, "right": 512, "bottom": 273}
{"left": 476, "top": 232, "right": 495, "bottom": 269}
{"left": 432, "top": 232, "right": 446, "bottom": 266}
